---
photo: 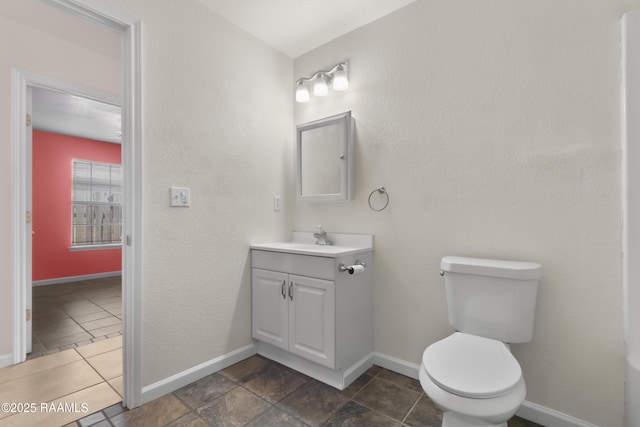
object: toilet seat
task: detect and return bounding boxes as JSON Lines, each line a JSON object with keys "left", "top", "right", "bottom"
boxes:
{"left": 423, "top": 332, "right": 522, "bottom": 399}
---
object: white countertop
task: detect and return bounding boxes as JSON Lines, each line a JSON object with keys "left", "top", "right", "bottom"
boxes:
{"left": 250, "top": 232, "right": 373, "bottom": 257}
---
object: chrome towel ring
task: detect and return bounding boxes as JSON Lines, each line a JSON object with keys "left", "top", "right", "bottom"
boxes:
{"left": 368, "top": 186, "right": 389, "bottom": 212}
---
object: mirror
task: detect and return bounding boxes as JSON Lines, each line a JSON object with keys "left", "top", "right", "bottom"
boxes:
{"left": 296, "top": 111, "right": 354, "bottom": 202}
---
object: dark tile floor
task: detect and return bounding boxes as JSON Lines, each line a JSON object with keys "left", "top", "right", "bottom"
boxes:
{"left": 70, "top": 355, "right": 544, "bottom": 427}
{"left": 30, "top": 276, "right": 122, "bottom": 360}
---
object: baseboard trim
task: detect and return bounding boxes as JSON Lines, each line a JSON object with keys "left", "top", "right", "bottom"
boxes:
{"left": 517, "top": 400, "right": 600, "bottom": 427}
{"left": 32, "top": 271, "right": 122, "bottom": 287}
{"left": 372, "top": 351, "right": 420, "bottom": 379}
{"left": 0, "top": 353, "right": 14, "bottom": 368}
{"left": 140, "top": 343, "right": 257, "bottom": 404}
{"left": 372, "top": 351, "right": 598, "bottom": 427}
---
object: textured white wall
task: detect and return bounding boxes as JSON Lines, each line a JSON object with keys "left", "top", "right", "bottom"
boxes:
{"left": 0, "top": 0, "right": 121, "bottom": 356}
{"left": 101, "top": 0, "right": 293, "bottom": 386}
{"left": 293, "top": 1, "right": 633, "bottom": 425}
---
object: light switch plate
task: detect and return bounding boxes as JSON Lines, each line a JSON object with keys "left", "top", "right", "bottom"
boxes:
{"left": 170, "top": 187, "right": 190, "bottom": 207}
{"left": 273, "top": 195, "right": 281, "bottom": 211}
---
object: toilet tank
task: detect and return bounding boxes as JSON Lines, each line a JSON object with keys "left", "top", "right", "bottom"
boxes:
{"left": 441, "top": 256, "right": 543, "bottom": 343}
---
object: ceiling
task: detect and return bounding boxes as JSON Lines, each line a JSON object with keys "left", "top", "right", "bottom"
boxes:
{"left": 196, "top": 0, "right": 416, "bottom": 58}
{"left": 32, "top": 87, "right": 121, "bottom": 144}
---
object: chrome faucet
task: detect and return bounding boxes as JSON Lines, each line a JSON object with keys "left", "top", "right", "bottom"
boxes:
{"left": 313, "top": 225, "right": 333, "bottom": 245}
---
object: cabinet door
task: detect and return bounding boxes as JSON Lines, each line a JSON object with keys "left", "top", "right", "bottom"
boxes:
{"left": 288, "top": 275, "right": 335, "bottom": 369}
{"left": 252, "top": 268, "right": 288, "bottom": 350}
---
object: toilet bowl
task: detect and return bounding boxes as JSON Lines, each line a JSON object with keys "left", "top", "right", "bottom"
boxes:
{"left": 421, "top": 257, "right": 543, "bottom": 427}
{"left": 420, "top": 332, "right": 526, "bottom": 427}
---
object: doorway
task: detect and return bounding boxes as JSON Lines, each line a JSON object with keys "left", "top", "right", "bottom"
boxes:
{"left": 29, "top": 85, "right": 123, "bottom": 361}
{"left": 9, "top": 0, "right": 142, "bottom": 409}
{"left": 9, "top": 71, "right": 128, "bottom": 423}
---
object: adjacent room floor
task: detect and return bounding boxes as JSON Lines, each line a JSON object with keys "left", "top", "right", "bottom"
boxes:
{"left": 0, "top": 277, "right": 124, "bottom": 426}
{"left": 0, "top": 336, "right": 123, "bottom": 427}
{"left": 30, "top": 276, "right": 122, "bottom": 360}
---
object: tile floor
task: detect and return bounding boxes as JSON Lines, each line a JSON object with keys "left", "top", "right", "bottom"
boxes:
{"left": 17, "top": 278, "right": 544, "bottom": 427}
{"left": 0, "top": 336, "right": 123, "bottom": 427}
{"left": 70, "top": 355, "right": 544, "bottom": 427}
{"left": 31, "top": 277, "right": 122, "bottom": 360}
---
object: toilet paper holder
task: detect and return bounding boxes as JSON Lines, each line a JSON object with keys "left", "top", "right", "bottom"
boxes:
{"left": 338, "top": 260, "right": 366, "bottom": 274}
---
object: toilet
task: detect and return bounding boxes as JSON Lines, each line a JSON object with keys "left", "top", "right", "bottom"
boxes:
{"left": 420, "top": 256, "right": 543, "bottom": 427}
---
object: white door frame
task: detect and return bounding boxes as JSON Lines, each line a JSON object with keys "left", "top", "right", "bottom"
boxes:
{"left": 13, "top": 72, "right": 122, "bottom": 357}
{"left": 25, "top": 85, "right": 32, "bottom": 356}
{"left": 623, "top": 9, "right": 640, "bottom": 426}
{"left": 10, "top": 0, "right": 143, "bottom": 409}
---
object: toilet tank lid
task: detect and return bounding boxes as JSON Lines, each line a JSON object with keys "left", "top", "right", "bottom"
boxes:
{"left": 441, "top": 256, "right": 543, "bottom": 280}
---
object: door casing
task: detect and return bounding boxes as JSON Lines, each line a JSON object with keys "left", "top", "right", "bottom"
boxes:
{"left": 10, "top": 0, "right": 143, "bottom": 409}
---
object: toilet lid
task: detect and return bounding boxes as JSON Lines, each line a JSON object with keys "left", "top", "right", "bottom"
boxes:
{"left": 423, "top": 332, "right": 522, "bottom": 398}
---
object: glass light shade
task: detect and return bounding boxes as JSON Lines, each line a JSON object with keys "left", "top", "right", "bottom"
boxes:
{"left": 296, "top": 82, "right": 310, "bottom": 103}
{"left": 313, "top": 75, "right": 329, "bottom": 96}
{"left": 332, "top": 65, "right": 349, "bottom": 91}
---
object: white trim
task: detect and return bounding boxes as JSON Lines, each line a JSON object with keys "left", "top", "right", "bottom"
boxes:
{"left": 342, "top": 353, "right": 375, "bottom": 388}
{"left": 372, "top": 351, "right": 598, "bottom": 427}
{"left": 120, "top": 11, "right": 143, "bottom": 410}
{"left": 372, "top": 351, "right": 420, "bottom": 379}
{"left": 32, "top": 271, "right": 121, "bottom": 287}
{"left": 141, "top": 343, "right": 258, "bottom": 404}
{"left": 49, "top": 0, "right": 144, "bottom": 410}
{"left": 42, "top": 0, "right": 136, "bottom": 33}
{"left": 0, "top": 353, "right": 14, "bottom": 369}
{"left": 11, "top": 70, "right": 28, "bottom": 366}
{"left": 622, "top": 10, "right": 640, "bottom": 427}
{"left": 69, "top": 244, "right": 122, "bottom": 252}
{"left": 344, "top": 353, "right": 373, "bottom": 387}
{"left": 11, "top": 0, "right": 143, "bottom": 410}
{"left": 517, "top": 401, "right": 600, "bottom": 427}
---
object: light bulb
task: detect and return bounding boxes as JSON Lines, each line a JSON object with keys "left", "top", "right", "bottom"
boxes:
{"left": 332, "top": 64, "right": 348, "bottom": 91}
{"left": 295, "top": 81, "right": 310, "bottom": 103}
{"left": 313, "top": 74, "right": 329, "bottom": 96}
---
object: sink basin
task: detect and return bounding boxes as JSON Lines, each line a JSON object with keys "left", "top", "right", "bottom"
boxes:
{"left": 251, "top": 232, "right": 373, "bottom": 257}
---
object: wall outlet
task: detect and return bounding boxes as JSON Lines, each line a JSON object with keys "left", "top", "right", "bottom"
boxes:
{"left": 273, "top": 195, "right": 281, "bottom": 211}
{"left": 170, "top": 187, "right": 190, "bottom": 207}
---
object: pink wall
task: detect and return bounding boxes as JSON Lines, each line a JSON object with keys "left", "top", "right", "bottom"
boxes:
{"left": 32, "top": 130, "right": 122, "bottom": 282}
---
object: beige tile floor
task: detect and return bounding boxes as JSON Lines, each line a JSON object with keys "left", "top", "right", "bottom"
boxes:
{"left": 0, "top": 336, "right": 123, "bottom": 427}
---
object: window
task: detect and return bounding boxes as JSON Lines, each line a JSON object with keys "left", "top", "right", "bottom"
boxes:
{"left": 71, "top": 159, "right": 122, "bottom": 248}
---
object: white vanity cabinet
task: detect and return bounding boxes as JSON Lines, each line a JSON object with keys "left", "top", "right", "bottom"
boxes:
{"left": 250, "top": 233, "right": 373, "bottom": 390}
{"left": 252, "top": 269, "right": 336, "bottom": 368}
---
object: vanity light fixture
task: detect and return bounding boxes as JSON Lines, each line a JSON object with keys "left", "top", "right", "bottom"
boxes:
{"left": 296, "top": 80, "right": 310, "bottom": 103}
{"left": 313, "top": 74, "right": 329, "bottom": 96}
{"left": 295, "top": 62, "right": 349, "bottom": 103}
{"left": 332, "top": 64, "right": 349, "bottom": 91}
